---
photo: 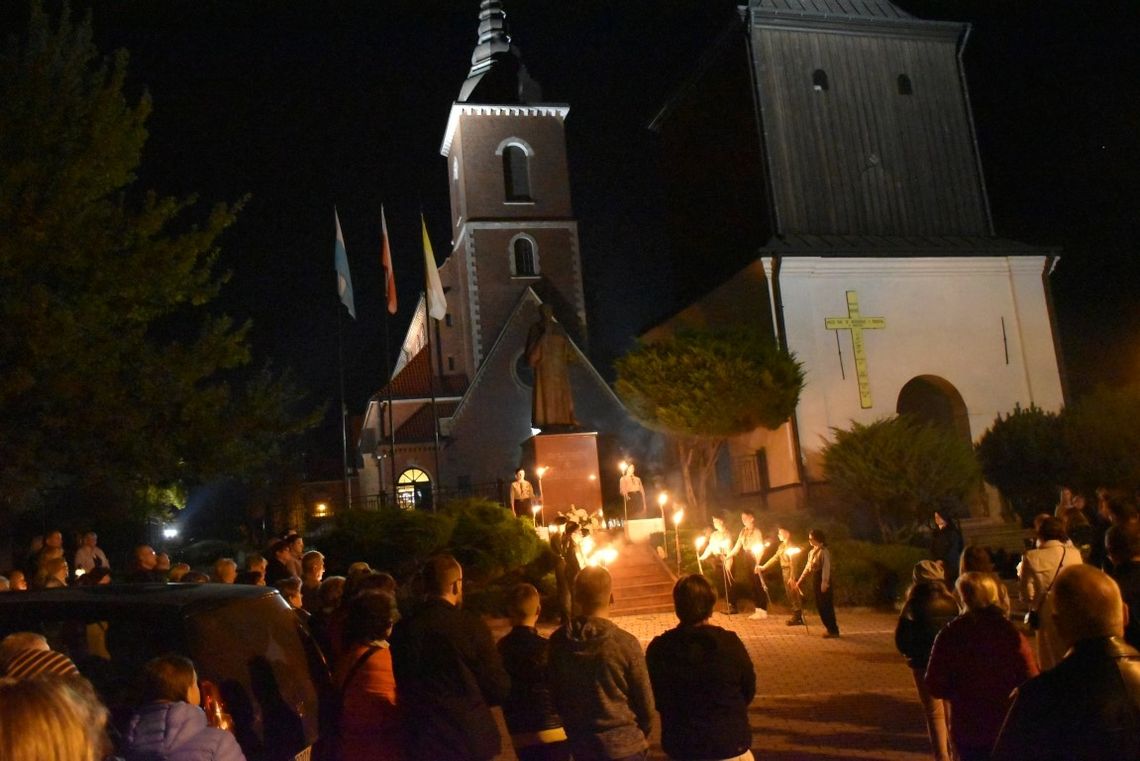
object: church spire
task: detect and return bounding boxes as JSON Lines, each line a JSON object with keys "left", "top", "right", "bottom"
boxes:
{"left": 457, "top": 1, "right": 542, "bottom": 104}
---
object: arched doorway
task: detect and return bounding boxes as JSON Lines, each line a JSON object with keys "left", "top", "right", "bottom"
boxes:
{"left": 896, "top": 375, "right": 971, "bottom": 445}
{"left": 396, "top": 467, "right": 433, "bottom": 511}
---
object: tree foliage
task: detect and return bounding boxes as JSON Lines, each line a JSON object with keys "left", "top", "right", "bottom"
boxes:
{"left": 0, "top": 5, "right": 317, "bottom": 523}
{"left": 614, "top": 328, "right": 803, "bottom": 515}
{"left": 1063, "top": 385, "right": 1140, "bottom": 494}
{"left": 822, "top": 416, "right": 980, "bottom": 543}
{"left": 976, "top": 404, "right": 1069, "bottom": 525}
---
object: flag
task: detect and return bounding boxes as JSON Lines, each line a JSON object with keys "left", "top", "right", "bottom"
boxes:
{"left": 380, "top": 205, "right": 397, "bottom": 315}
{"left": 421, "top": 214, "right": 447, "bottom": 320}
{"left": 334, "top": 208, "right": 355, "bottom": 319}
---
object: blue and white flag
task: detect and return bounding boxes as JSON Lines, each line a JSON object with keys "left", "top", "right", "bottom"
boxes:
{"left": 334, "top": 208, "right": 355, "bottom": 319}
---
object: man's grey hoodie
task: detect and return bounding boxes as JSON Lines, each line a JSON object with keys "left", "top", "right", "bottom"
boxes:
{"left": 548, "top": 616, "right": 655, "bottom": 760}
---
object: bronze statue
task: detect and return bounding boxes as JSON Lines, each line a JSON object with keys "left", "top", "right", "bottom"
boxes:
{"left": 525, "top": 304, "right": 577, "bottom": 429}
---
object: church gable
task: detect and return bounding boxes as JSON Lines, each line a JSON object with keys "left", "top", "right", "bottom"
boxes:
{"left": 442, "top": 289, "right": 635, "bottom": 488}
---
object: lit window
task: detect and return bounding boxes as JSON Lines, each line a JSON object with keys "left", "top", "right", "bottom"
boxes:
{"left": 812, "top": 69, "right": 829, "bottom": 92}
{"left": 397, "top": 467, "right": 431, "bottom": 510}
{"left": 897, "top": 74, "right": 913, "bottom": 95}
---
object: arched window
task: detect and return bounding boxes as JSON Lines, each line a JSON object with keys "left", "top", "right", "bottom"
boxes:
{"left": 512, "top": 237, "right": 537, "bottom": 277}
{"left": 812, "top": 69, "right": 829, "bottom": 92}
{"left": 397, "top": 467, "right": 432, "bottom": 511}
{"left": 897, "top": 74, "right": 913, "bottom": 95}
{"left": 503, "top": 145, "right": 531, "bottom": 201}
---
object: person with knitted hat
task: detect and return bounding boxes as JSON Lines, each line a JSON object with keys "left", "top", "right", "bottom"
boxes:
{"left": 896, "top": 559, "right": 959, "bottom": 761}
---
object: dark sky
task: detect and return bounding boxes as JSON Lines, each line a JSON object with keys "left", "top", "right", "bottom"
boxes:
{"left": 10, "top": 0, "right": 1139, "bottom": 469}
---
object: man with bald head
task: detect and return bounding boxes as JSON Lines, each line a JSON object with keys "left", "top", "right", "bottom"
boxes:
{"left": 992, "top": 564, "right": 1140, "bottom": 760}
{"left": 389, "top": 553, "right": 510, "bottom": 761}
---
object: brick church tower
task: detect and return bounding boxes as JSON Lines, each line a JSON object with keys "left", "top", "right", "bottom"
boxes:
{"left": 434, "top": 0, "right": 588, "bottom": 382}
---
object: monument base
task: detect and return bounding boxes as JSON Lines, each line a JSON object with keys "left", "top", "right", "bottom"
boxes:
{"left": 625, "top": 517, "right": 665, "bottom": 544}
{"left": 522, "top": 431, "right": 602, "bottom": 525}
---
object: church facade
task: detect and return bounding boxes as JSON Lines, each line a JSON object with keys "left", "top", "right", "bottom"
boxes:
{"left": 650, "top": 0, "right": 1065, "bottom": 513}
{"left": 357, "top": 1, "right": 641, "bottom": 510}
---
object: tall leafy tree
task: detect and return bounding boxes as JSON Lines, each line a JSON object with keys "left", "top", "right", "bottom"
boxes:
{"left": 0, "top": 4, "right": 316, "bottom": 524}
{"left": 614, "top": 328, "right": 803, "bottom": 517}
{"left": 822, "top": 416, "right": 980, "bottom": 543}
{"left": 976, "top": 404, "right": 1069, "bottom": 525}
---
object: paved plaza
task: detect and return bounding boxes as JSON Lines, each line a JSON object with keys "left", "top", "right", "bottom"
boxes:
{"left": 490, "top": 607, "right": 933, "bottom": 761}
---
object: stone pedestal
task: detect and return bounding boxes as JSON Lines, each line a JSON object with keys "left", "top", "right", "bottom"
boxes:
{"left": 523, "top": 431, "right": 602, "bottom": 524}
{"left": 626, "top": 517, "right": 665, "bottom": 544}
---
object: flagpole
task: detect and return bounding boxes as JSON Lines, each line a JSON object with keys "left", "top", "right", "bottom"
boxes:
{"left": 338, "top": 307, "right": 352, "bottom": 512}
{"left": 421, "top": 289, "right": 442, "bottom": 513}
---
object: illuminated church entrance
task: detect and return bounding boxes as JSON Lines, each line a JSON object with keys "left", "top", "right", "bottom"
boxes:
{"left": 396, "top": 467, "right": 432, "bottom": 511}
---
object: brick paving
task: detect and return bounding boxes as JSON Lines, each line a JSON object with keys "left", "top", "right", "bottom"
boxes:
{"left": 490, "top": 606, "right": 933, "bottom": 761}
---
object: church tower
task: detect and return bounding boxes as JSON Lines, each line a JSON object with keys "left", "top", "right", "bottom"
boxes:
{"left": 435, "top": 0, "right": 588, "bottom": 382}
{"left": 651, "top": 0, "right": 1065, "bottom": 515}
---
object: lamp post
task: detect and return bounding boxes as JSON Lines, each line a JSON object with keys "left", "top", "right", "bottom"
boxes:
{"left": 694, "top": 535, "right": 706, "bottom": 575}
{"left": 672, "top": 509, "right": 684, "bottom": 574}
{"left": 618, "top": 461, "right": 629, "bottom": 532}
{"left": 535, "top": 466, "right": 548, "bottom": 523}
{"left": 657, "top": 491, "right": 668, "bottom": 559}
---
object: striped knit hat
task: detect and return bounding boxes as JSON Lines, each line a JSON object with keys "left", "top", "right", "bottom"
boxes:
{"left": 2, "top": 648, "right": 80, "bottom": 680}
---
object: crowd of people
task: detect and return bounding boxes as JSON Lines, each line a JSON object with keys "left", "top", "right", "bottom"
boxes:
{"left": 897, "top": 486, "right": 1140, "bottom": 761}
{"left": 5, "top": 485, "right": 1140, "bottom": 761}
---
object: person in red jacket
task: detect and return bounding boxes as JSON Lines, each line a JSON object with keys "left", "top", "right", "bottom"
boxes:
{"left": 334, "top": 592, "right": 404, "bottom": 761}
{"left": 925, "top": 572, "right": 1038, "bottom": 761}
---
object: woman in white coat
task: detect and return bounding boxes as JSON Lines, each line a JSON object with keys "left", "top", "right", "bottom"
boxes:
{"left": 1018, "top": 516, "right": 1083, "bottom": 670}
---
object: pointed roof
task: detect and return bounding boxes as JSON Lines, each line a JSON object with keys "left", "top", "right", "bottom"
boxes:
{"left": 374, "top": 346, "right": 468, "bottom": 401}
{"left": 395, "top": 401, "right": 460, "bottom": 444}
{"left": 750, "top": 0, "right": 912, "bottom": 21}
{"left": 457, "top": 1, "right": 542, "bottom": 104}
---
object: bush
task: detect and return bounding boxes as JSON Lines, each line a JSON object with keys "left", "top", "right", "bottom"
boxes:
{"left": 320, "top": 498, "right": 544, "bottom": 588}
{"left": 823, "top": 416, "right": 980, "bottom": 543}
{"left": 825, "top": 540, "right": 927, "bottom": 608}
{"left": 976, "top": 404, "right": 1068, "bottom": 525}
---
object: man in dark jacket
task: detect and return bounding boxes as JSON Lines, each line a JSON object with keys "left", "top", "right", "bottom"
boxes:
{"left": 389, "top": 554, "right": 511, "bottom": 761}
{"left": 992, "top": 564, "right": 1140, "bottom": 760}
{"left": 646, "top": 574, "right": 754, "bottom": 760}
{"left": 497, "top": 583, "right": 569, "bottom": 761}
{"left": 548, "top": 566, "right": 655, "bottom": 761}
{"left": 1107, "top": 523, "right": 1140, "bottom": 650}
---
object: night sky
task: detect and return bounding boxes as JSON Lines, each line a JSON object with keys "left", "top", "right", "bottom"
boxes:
{"left": 8, "top": 1, "right": 1139, "bottom": 471}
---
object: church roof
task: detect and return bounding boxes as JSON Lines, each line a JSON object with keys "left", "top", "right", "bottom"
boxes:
{"left": 456, "top": 1, "right": 542, "bottom": 105}
{"left": 396, "top": 401, "right": 460, "bottom": 444}
{"left": 761, "top": 234, "right": 1058, "bottom": 256}
{"left": 749, "top": 0, "right": 913, "bottom": 22}
{"left": 375, "top": 347, "right": 468, "bottom": 401}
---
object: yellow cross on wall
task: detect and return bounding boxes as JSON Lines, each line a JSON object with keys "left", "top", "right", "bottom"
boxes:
{"left": 824, "top": 291, "right": 885, "bottom": 409}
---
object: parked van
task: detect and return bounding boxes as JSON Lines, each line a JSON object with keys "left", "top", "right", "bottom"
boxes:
{"left": 0, "top": 583, "right": 331, "bottom": 761}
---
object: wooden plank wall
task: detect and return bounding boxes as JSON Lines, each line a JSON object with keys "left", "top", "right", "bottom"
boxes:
{"left": 753, "top": 27, "right": 990, "bottom": 237}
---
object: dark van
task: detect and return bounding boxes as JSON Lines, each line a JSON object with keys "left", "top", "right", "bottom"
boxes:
{"left": 0, "top": 583, "right": 330, "bottom": 761}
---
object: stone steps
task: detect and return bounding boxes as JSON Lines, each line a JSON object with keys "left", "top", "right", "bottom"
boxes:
{"left": 607, "top": 542, "right": 676, "bottom": 616}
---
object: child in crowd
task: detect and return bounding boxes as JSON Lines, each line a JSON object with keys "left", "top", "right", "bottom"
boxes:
{"left": 123, "top": 654, "right": 246, "bottom": 761}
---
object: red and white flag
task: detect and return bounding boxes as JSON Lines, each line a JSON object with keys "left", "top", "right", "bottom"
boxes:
{"left": 380, "top": 205, "right": 397, "bottom": 315}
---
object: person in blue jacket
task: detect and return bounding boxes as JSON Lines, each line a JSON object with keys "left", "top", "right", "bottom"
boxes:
{"left": 124, "top": 654, "right": 246, "bottom": 761}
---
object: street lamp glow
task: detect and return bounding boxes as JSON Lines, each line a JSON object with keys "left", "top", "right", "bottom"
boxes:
{"left": 162, "top": 527, "right": 178, "bottom": 540}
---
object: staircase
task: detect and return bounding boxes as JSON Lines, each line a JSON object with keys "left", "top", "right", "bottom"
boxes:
{"left": 607, "top": 541, "right": 677, "bottom": 617}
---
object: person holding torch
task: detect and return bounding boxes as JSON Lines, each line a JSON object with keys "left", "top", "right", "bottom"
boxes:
{"left": 760, "top": 526, "right": 804, "bottom": 626}
{"left": 727, "top": 508, "right": 770, "bottom": 620}
{"left": 699, "top": 514, "right": 736, "bottom": 614}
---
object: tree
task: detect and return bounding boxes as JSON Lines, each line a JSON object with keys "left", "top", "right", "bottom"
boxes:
{"left": 976, "top": 404, "right": 1069, "bottom": 525}
{"left": 1063, "top": 385, "right": 1140, "bottom": 494}
{"left": 614, "top": 328, "right": 803, "bottom": 517}
{"left": 0, "top": 5, "right": 316, "bottom": 524}
{"left": 822, "top": 416, "right": 980, "bottom": 543}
